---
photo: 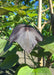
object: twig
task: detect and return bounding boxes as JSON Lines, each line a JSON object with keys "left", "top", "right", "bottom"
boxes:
{"left": 42, "top": 4, "right": 54, "bottom": 13}
{"left": 41, "top": 20, "right": 50, "bottom": 30}
{"left": 33, "top": 24, "right": 39, "bottom": 30}
{"left": 49, "top": 0, "right": 53, "bottom": 14}
{"left": 42, "top": 8, "right": 49, "bottom": 13}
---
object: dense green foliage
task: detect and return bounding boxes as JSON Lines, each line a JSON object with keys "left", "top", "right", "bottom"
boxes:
{"left": 0, "top": 0, "right": 54, "bottom": 75}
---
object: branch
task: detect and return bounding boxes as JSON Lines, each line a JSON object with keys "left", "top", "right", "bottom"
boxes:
{"left": 41, "top": 20, "right": 51, "bottom": 30}
{"left": 49, "top": 0, "right": 53, "bottom": 14}
{"left": 33, "top": 24, "right": 39, "bottom": 30}
{"left": 42, "top": 4, "right": 54, "bottom": 13}
{"left": 42, "top": 7, "right": 49, "bottom": 13}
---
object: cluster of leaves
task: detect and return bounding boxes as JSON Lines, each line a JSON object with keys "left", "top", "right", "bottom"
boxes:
{"left": 0, "top": 0, "right": 54, "bottom": 75}
{"left": 15, "top": 65, "right": 52, "bottom": 75}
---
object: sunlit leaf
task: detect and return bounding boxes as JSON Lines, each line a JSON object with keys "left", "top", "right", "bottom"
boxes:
{"left": 16, "top": 66, "right": 52, "bottom": 75}
{"left": 17, "top": 66, "right": 34, "bottom": 75}
{"left": 20, "top": 6, "right": 29, "bottom": 9}
{"left": 35, "top": 67, "right": 52, "bottom": 75}
{"left": 26, "top": 9, "right": 36, "bottom": 13}
{"left": 42, "top": 17, "right": 48, "bottom": 20}
{"left": 0, "top": 39, "right": 7, "bottom": 54}
{"left": 27, "top": 13, "right": 38, "bottom": 17}
{"left": 3, "top": 6, "right": 19, "bottom": 12}
{"left": 18, "top": 10, "right": 26, "bottom": 15}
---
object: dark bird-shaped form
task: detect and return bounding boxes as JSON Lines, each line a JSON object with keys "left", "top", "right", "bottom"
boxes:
{"left": 9, "top": 24, "right": 43, "bottom": 53}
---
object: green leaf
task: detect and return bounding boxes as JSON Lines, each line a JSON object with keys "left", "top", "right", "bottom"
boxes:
{"left": 16, "top": 66, "right": 52, "bottom": 75}
{"left": 17, "top": 66, "right": 34, "bottom": 75}
{"left": 18, "top": 10, "right": 26, "bottom": 16}
{"left": 0, "top": 39, "right": 17, "bottom": 56}
{"left": 3, "top": 6, "right": 19, "bottom": 12}
{"left": 0, "top": 8, "right": 9, "bottom": 15}
{"left": 35, "top": 67, "right": 52, "bottom": 75}
{"left": 51, "top": 63, "right": 54, "bottom": 68}
{"left": 51, "top": 54, "right": 54, "bottom": 61}
{"left": 42, "top": 17, "right": 48, "bottom": 20}
{"left": 0, "top": 39, "right": 7, "bottom": 54}
{"left": 20, "top": 6, "right": 29, "bottom": 9}
{"left": 14, "top": 15, "right": 20, "bottom": 21}
{"left": 26, "top": 9, "right": 36, "bottom": 13}
{"left": 8, "top": 15, "right": 15, "bottom": 21}
{"left": 0, "top": 53, "right": 18, "bottom": 69}
{"left": 2, "top": 22, "right": 15, "bottom": 27}
{"left": 27, "top": 13, "right": 38, "bottom": 17}
{"left": 0, "top": 46, "right": 18, "bottom": 69}
{"left": 3, "top": 45, "right": 17, "bottom": 57}
{"left": 39, "top": 36, "right": 54, "bottom": 54}
{"left": 0, "top": 6, "right": 27, "bottom": 16}
{"left": 53, "top": 1, "right": 54, "bottom": 3}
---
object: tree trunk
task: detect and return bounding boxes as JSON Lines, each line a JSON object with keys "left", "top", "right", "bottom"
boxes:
{"left": 49, "top": 0, "right": 54, "bottom": 35}
{"left": 38, "top": 0, "right": 42, "bottom": 32}
{"left": 38, "top": 0, "right": 43, "bottom": 67}
{"left": 46, "top": 0, "right": 54, "bottom": 67}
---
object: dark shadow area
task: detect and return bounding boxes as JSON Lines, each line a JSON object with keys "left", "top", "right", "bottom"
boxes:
{"left": 31, "top": 46, "right": 51, "bottom": 58}
{"left": 30, "top": 46, "right": 52, "bottom": 67}
{"left": 0, "top": 42, "right": 20, "bottom": 75}
{"left": 39, "top": 36, "right": 54, "bottom": 46}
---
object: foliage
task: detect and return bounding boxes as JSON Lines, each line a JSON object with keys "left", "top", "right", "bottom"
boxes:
{"left": 0, "top": 0, "right": 54, "bottom": 75}
{"left": 16, "top": 66, "right": 52, "bottom": 75}
{"left": 0, "top": 52, "right": 18, "bottom": 69}
{"left": 0, "top": 39, "right": 7, "bottom": 54}
{"left": 0, "top": 39, "right": 19, "bottom": 69}
{"left": 39, "top": 36, "right": 54, "bottom": 54}
{"left": 51, "top": 63, "right": 54, "bottom": 68}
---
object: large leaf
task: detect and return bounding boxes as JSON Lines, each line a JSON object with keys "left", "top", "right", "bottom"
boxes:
{"left": 35, "top": 67, "right": 52, "bottom": 75}
{"left": 0, "top": 38, "right": 17, "bottom": 56}
{"left": 0, "top": 47, "right": 18, "bottom": 69}
{"left": 39, "top": 36, "right": 54, "bottom": 54}
{"left": 3, "top": 5, "right": 29, "bottom": 11}
{"left": 17, "top": 66, "right": 34, "bottom": 75}
{"left": 16, "top": 66, "right": 52, "bottom": 75}
{"left": 0, "top": 39, "right": 7, "bottom": 54}
{"left": 0, "top": 6, "right": 27, "bottom": 15}
{"left": 0, "top": 38, "right": 13, "bottom": 56}
{"left": 3, "top": 44, "right": 18, "bottom": 57}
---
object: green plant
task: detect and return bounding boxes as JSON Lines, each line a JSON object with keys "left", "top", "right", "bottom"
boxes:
{"left": 15, "top": 66, "right": 52, "bottom": 75}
